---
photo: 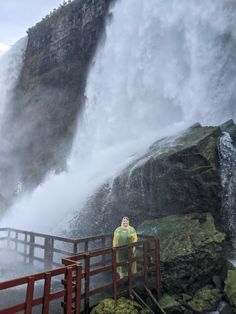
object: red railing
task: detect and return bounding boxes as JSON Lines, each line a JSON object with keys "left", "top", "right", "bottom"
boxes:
{"left": 62, "top": 237, "right": 160, "bottom": 313}
{"left": 0, "top": 229, "right": 160, "bottom": 313}
{"left": 0, "top": 228, "right": 113, "bottom": 268}
{"left": 0, "top": 264, "right": 81, "bottom": 314}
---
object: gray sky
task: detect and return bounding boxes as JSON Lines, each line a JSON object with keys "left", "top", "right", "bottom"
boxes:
{"left": 0, "top": 0, "right": 63, "bottom": 46}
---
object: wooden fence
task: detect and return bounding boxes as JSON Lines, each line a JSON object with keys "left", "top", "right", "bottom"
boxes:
{"left": 0, "top": 228, "right": 113, "bottom": 268}
{"left": 0, "top": 228, "right": 160, "bottom": 313}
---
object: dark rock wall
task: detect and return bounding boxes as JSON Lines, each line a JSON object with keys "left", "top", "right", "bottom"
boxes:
{"left": 1, "top": 0, "right": 111, "bottom": 196}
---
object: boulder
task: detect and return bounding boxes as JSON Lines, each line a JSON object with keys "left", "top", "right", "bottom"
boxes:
{"left": 224, "top": 269, "right": 236, "bottom": 308}
{"left": 90, "top": 297, "right": 149, "bottom": 314}
{"left": 159, "top": 294, "right": 183, "bottom": 313}
{"left": 138, "top": 212, "right": 226, "bottom": 294}
{"left": 72, "top": 123, "right": 225, "bottom": 236}
{"left": 187, "top": 286, "right": 222, "bottom": 313}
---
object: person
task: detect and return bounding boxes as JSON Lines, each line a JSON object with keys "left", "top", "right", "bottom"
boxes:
{"left": 113, "top": 216, "right": 138, "bottom": 278}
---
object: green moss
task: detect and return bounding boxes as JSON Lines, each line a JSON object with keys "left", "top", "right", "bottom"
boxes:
{"left": 138, "top": 212, "right": 225, "bottom": 261}
{"left": 224, "top": 269, "right": 236, "bottom": 307}
{"left": 187, "top": 287, "right": 222, "bottom": 313}
{"left": 90, "top": 297, "right": 149, "bottom": 314}
{"left": 159, "top": 294, "right": 180, "bottom": 309}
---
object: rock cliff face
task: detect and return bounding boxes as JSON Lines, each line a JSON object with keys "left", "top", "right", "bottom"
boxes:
{"left": 72, "top": 123, "right": 226, "bottom": 236}
{"left": 1, "top": 0, "right": 111, "bottom": 196}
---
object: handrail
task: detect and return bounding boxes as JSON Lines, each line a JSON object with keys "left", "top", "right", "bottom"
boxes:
{"left": 0, "top": 264, "right": 82, "bottom": 314}
{"left": 0, "top": 228, "right": 161, "bottom": 313}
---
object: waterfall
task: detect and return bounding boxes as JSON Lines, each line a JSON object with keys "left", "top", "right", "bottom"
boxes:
{"left": 219, "top": 132, "right": 236, "bottom": 237}
{"left": 0, "top": 38, "right": 27, "bottom": 123}
{"left": 2, "top": 0, "right": 236, "bottom": 232}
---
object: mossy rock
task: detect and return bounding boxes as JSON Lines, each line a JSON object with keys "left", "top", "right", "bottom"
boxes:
{"left": 187, "top": 286, "right": 222, "bottom": 313}
{"left": 138, "top": 212, "right": 225, "bottom": 262}
{"left": 224, "top": 269, "right": 236, "bottom": 308}
{"left": 90, "top": 297, "right": 149, "bottom": 314}
{"left": 159, "top": 294, "right": 182, "bottom": 313}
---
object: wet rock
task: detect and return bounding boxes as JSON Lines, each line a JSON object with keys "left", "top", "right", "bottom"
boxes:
{"left": 138, "top": 213, "right": 226, "bottom": 294}
{"left": 90, "top": 297, "right": 149, "bottom": 314}
{"left": 159, "top": 294, "right": 183, "bottom": 313}
{"left": 187, "top": 286, "right": 222, "bottom": 313}
{"left": 224, "top": 269, "right": 236, "bottom": 308}
{"left": 72, "top": 123, "right": 225, "bottom": 236}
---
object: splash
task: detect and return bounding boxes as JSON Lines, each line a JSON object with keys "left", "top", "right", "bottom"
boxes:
{"left": 2, "top": 0, "right": 236, "bottom": 232}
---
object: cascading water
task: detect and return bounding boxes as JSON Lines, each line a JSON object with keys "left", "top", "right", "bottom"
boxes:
{"left": 0, "top": 38, "right": 27, "bottom": 123}
{"left": 1, "top": 0, "right": 236, "bottom": 232}
{"left": 219, "top": 132, "right": 236, "bottom": 237}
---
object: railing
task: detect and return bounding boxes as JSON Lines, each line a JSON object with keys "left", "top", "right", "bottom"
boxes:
{"left": 0, "top": 229, "right": 160, "bottom": 314}
{"left": 62, "top": 237, "right": 160, "bottom": 313}
{"left": 0, "top": 228, "right": 113, "bottom": 269}
{"left": 0, "top": 264, "right": 82, "bottom": 314}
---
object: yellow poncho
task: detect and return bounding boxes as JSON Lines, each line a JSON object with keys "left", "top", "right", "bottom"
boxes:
{"left": 113, "top": 225, "right": 137, "bottom": 277}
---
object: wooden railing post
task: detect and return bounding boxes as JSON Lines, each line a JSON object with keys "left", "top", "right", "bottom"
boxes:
{"left": 24, "top": 233, "right": 28, "bottom": 263}
{"left": 75, "top": 264, "right": 82, "bottom": 314}
{"left": 73, "top": 243, "right": 78, "bottom": 255}
{"left": 84, "top": 253, "right": 90, "bottom": 314}
{"left": 44, "top": 237, "right": 54, "bottom": 269}
{"left": 102, "top": 237, "right": 106, "bottom": 265}
{"left": 128, "top": 245, "right": 132, "bottom": 297}
{"left": 65, "top": 267, "right": 73, "bottom": 314}
{"left": 15, "top": 231, "right": 19, "bottom": 252}
{"left": 25, "top": 276, "right": 34, "bottom": 314}
{"left": 84, "top": 240, "right": 89, "bottom": 252}
{"left": 42, "top": 272, "right": 51, "bottom": 314}
{"left": 143, "top": 242, "right": 148, "bottom": 287}
{"left": 112, "top": 248, "right": 117, "bottom": 300}
{"left": 7, "top": 229, "right": 10, "bottom": 248}
{"left": 29, "top": 233, "right": 35, "bottom": 265}
{"left": 155, "top": 239, "right": 161, "bottom": 299}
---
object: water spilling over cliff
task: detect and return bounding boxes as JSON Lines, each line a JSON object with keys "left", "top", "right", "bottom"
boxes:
{"left": 0, "top": 38, "right": 27, "bottom": 124}
{"left": 1, "top": 0, "right": 236, "bottom": 232}
{"left": 219, "top": 132, "right": 236, "bottom": 237}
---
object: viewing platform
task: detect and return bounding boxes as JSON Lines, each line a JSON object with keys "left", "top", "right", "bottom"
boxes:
{"left": 0, "top": 228, "right": 161, "bottom": 314}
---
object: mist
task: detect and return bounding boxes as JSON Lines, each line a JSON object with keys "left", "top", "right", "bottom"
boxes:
{"left": 1, "top": 0, "right": 236, "bottom": 233}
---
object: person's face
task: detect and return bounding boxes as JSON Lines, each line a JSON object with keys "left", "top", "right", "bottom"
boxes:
{"left": 122, "top": 218, "right": 129, "bottom": 227}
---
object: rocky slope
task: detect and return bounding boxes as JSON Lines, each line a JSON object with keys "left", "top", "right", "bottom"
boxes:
{"left": 0, "top": 0, "right": 112, "bottom": 198}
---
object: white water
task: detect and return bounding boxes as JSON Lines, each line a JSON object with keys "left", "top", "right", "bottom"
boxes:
{"left": 0, "top": 38, "right": 27, "bottom": 122}
{"left": 219, "top": 132, "right": 236, "bottom": 237}
{"left": 0, "top": 43, "right": 9, "bottom": 57}
{"left": 2, "top": 0, "right": 236, "bottom": 232}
